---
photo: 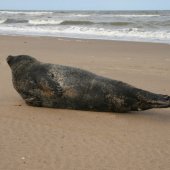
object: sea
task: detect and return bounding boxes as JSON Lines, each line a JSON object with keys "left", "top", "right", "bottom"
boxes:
{"left": 0, "top": 10, "right": 170, "bottom": 44}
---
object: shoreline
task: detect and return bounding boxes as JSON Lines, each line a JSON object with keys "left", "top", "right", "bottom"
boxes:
{"left": 0, "top": 35, "right": 169, "bottom": 170}
{"left": 0, "top": 34, "right": 170, "bottom": 45}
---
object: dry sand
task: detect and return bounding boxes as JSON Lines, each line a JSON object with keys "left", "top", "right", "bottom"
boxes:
{"left": 0, "top": 35, "right": 170, "bottom": 170}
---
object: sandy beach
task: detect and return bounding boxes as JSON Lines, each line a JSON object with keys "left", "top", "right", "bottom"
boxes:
{"left": 0, "top": 35, "right": 170, "bottom": 170}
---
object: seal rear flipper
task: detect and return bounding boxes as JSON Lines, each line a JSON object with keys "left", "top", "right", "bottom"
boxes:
{"left": 136, "top": 92, "right": 170, "bottom": 110}
{"left": 149, "top": 95, "right": 170, "bottom": 108}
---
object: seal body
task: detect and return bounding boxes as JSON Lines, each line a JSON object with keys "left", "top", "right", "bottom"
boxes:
{"left": 7, "top": 55, "right": 170, "bottom": 113}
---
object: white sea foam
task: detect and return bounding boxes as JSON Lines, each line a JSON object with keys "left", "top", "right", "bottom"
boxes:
{"left": 0, "top": 25, "right": 169, "bottom": 43}
{"left": 29, "top": 20, "right": 63, "bottom": 25}
{"left": 0, "top": 11, "right": 53, "bottom": 15}
{"left": 111, "top": 14, "right": 161, "bottom": 17}
{"left": 60, "top": 27, "right": 170, "bottom": 41}
{"left": 68, "top": 14, "right": 90, "bottom": 17}
{"left": 0, "top": 20, "right": 5, "bottom": 24}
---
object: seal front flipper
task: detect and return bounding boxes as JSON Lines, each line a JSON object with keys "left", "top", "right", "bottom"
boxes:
{"left": 21, "top": 76, "right": 63, "bottom": 107}
{"left": 19, "top": 91, "right": 42, "bottom": 107}
{"left": 25, "top": 96, "right": 42, "bottom": 107}
{"left": 34, "top": 76, "right": 63, "bottom": 98}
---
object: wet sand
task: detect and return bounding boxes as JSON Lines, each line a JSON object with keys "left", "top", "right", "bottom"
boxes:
{"left": 0, "top": 35, "right": 170, "bottom": 170}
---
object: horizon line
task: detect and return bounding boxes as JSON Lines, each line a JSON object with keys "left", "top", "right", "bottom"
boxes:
{"left": 0, "top": 9, "right": 170, "bottom": 11}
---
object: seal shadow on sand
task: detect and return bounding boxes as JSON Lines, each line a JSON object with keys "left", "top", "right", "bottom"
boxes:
{"left": 12, "top": 99, "right": 170, "bottom": 124}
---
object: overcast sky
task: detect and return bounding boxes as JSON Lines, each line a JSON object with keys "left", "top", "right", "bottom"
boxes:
{"left": 0, "top": 0, "right": 170, "bottom": 10}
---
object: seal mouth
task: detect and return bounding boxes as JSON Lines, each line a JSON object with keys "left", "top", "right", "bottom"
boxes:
{"left": 7, "top": 55, "right": 14, "bottom": 66}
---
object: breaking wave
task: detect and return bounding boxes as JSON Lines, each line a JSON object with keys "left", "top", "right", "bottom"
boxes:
{"left": 0, "top": 25, "right": 169, "bottom": 43}
{"left": 60, "top": 20, "right": 94, "bottom": 25}
{"left": 60, "top": 21, "right": 133, "bottom": 26}
{"left": 0, "top": 20, "right": 5, "bottom": 24}
{"left": 29, "top": 20, "right": 63, "bottom": 25}
{"left": 108, "top": 14, "right": 161, "bottom": 18}
{"left": 1, "top": 19, "right": 134, "bottom": 26}
{"left": 0, "top": 11, "right": 53, "bottom": 15}
{"left": 4, "top": 18, "right": 28, "bottom": 24}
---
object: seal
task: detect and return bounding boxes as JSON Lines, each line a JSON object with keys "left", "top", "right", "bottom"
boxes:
{"left": 7, "top": 55, "right": 170, "bottom": 113}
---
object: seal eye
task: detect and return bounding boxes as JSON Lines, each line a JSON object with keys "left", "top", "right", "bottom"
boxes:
{"left": 7, "top": 55, "right": 14, "bottom": 65}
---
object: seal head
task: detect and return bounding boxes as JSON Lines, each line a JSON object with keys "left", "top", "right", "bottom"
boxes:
{"left": 7, "top": 55, "right": 37, "bottom": 70}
